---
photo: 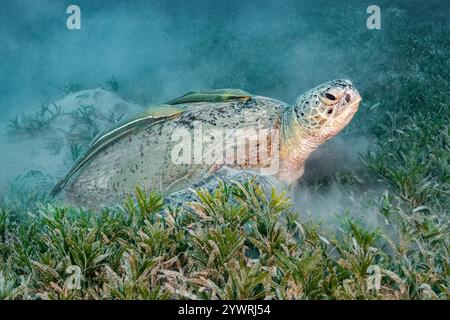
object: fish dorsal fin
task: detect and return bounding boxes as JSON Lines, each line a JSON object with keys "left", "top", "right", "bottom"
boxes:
{"left": 165, "top": 88, "right": 252, "bottom": 105}
{"left": 89, "top": 105, "right": 184, "bottom": 147}
{"left": 50, "top": 104, "right": 183, "bottom": 196}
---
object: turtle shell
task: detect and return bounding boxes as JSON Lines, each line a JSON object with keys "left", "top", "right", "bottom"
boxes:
{"left": 59, "top": 92, "right": 286, "bottom": 208}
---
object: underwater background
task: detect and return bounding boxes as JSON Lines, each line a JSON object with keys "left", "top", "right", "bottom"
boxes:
{"left": 0, "top": 0, "right": 448, "bottom": 299}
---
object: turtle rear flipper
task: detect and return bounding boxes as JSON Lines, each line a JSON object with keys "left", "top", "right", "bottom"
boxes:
{"left": 166, "top": 89, "right": 252, "bottom": 105}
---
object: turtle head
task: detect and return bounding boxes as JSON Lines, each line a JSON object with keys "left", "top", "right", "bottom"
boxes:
{"left": 278, "top": 79, "right": 361, "bottom": 183}
{"left": 292, "top": 79, "right": 361, "bottom": 141}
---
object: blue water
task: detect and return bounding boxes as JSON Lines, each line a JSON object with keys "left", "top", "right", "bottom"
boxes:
{"left": 3, "top": 0, "right": 445, "bottom": 118}
{"left": 0, "top": 0, "right": 448, "bottom": 204}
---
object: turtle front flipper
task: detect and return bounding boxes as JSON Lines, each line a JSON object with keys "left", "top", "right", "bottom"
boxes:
{"left": 164, "top": 166, "right": 281, "bottom": 208}
{"left": 166, "top": 89, "right": 252, "bottom": 105}
{"left": 50, "top": 105, "right": 184, "bottom": 197}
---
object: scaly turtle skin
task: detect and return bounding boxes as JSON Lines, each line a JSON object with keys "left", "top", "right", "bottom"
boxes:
{"left": 51, "top": 79, "right": 361, "bottom": 208}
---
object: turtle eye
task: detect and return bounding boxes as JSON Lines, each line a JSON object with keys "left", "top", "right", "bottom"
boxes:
{"left": 320, "top": 92, "right": 339, "bottom": 105}
{"left": 325, "top": 93, "right": 336, "bottom": 101}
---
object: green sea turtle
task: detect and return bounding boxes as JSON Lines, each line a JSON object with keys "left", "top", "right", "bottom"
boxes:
{"left": 51, "top": 79, "right": 361, "bottom": 208}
